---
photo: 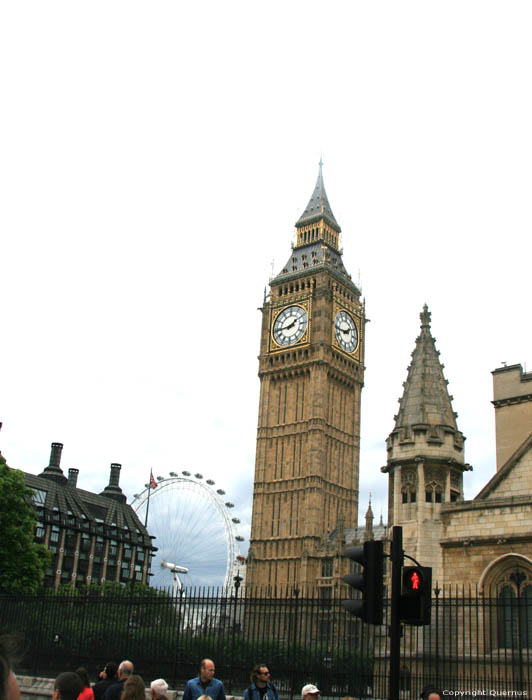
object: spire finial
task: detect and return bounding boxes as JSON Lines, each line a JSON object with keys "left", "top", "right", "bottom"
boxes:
{"left": 420, "top": 303, "right": 431, "bottom": 329}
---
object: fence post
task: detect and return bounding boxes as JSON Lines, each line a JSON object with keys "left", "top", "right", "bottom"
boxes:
{"left": 389, "top": 526, "right": 403, "bottom": 700}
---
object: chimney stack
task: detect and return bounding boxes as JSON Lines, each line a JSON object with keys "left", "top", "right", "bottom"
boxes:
{"left": 109, "top": 463, "right": 121, "bottom": 487}
{"left": 67, "top": 468, "right": 79, "bottom": 488}
{"left": 50, "top": 442, "right": 63, "bottom": 468}
{"left": 39, "top": 442, "right": 67, "bottom": 483}
{"left": 100, "top": 463, "right": 126, "bottom": 502}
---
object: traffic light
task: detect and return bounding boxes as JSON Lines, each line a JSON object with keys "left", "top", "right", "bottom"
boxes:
{"left": 399, "top": 566, "right": 432, "bottom": 625}
{"left": 342, "top": 540, "right": 384, "bottom": 624}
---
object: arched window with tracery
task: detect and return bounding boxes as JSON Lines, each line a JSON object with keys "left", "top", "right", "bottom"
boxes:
{"left": 481, "top": 555, "right": 532, "bottom": 651}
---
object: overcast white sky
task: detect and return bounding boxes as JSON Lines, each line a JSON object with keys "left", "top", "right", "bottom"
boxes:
{"left": 2, "top": 2, "right": 532, "bottom": 565}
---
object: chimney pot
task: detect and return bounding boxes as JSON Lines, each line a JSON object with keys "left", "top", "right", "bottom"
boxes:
{"left": 68, "top": 468, "right": 79, "bottom": 487}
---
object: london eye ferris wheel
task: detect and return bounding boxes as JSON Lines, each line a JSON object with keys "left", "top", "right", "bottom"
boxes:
{"left": 131, "top": 471, "right": 245, "bottom": 591}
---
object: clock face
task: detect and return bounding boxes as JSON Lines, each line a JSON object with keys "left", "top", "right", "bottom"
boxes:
{"left": 272, "top": 305, "right": 308, "bottom": 346}
{"left": 335, "top": 310, "right": 358, "bottom": 353}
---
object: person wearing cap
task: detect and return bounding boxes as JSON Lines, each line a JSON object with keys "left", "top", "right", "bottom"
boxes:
{"left": 150, "top": 679, "right": 169, "bottom": 700}
{"left": 243, "top": 664, "right": 279, "bottom": 700}
{"left": 301, "top": 684, "right": 320, "bottom": 700}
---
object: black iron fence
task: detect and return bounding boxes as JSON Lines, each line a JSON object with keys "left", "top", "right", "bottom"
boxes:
{"left": 1, "top": 586, "right": 531, "bottom": 699}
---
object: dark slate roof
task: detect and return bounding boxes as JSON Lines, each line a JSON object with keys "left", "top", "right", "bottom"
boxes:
{"left": 272, "top": 241, "right": 357, "bottom": 290}
{"left": 23, "top": 470, "right": 151, "bottom": 540}
{"left": 393, "top": 305, "right": 458, "bottom": 431}
{"left": 296, "top": 161, "right": 341, "bottom": 233}
{"left": 328, "top": 522, "right": 390, "bottom": 546}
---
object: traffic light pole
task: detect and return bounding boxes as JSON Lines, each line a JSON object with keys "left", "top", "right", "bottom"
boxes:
{"left": 389, "top": 526, "right": 403, "bottom": 700}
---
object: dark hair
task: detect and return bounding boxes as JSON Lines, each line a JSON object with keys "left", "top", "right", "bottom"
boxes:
{"left": 421, "top": 687, "right": 442, "bottom": 700}
{"left": 121, "top": 675, "right": 145, "bottom": 700}
{"left": 75, "top": 668, "right": 91, "bottom": 688}
{"left": 250, "top": 664, "right": 269, "bottom": 684}
{"left": 105, "top": 662, "right": 118, "bottom": 680}
{"left": 55, "top": 672, "right": 84, "bottom": 700}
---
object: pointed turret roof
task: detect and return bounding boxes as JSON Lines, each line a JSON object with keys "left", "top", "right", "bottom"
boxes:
{"left": 295, "top": 160, "right": 341, "bottom": 233}
{"left": 365, "top": 496, "right": 374, "bottom": 521}
{"left": 394, "top": 305, "right": 458, "bottom": 430}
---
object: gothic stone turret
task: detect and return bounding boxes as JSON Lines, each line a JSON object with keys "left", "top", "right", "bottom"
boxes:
{"left": 381, "top": 305, "right": 472, "bottom": 582}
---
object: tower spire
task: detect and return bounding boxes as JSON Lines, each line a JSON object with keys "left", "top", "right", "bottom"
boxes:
{"left": 295, "top": 160, "right": 341, "bottom": 234}
{"left": 393, "top": 304, "right": 458, "bottom": 431}
{"left": 272, "top": 162, "right": 355, "bottom": 289}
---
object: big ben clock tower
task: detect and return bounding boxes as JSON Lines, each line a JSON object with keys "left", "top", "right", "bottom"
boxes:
{"left": 247, "top": 163, "right": 365, "bottom": 591}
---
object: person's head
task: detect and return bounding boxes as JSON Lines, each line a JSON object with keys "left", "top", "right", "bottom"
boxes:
{"left": 118, "top": 661, "right": 134, "bottom": 680}
{"left": 0, "top": 637, "right": 20, "bottom": 700}
{"left": 421, "top": 688, "right": 443, "bottom": 700}
{"left": 104, "top": 663, "right": 118, "bottom": 681}
{"left": 199, "top": 660, "right": 215, "bottom": 684}
{"left": 121, "top": 676, "right": 145, "bottom": 700}
{"left": 301, "top": 685, "right": 320, "bottom": 700}
{"left": 250, "top": 665, "right": 270, "bottom": 687}
{"left": 75, "top": 669, "right": 90, "bottom": 689}
{"left": 54, "top": 672, "right": 84, "bottom": 700}
{"left": 150, "top": 679, "right": 168, "bottom": 699}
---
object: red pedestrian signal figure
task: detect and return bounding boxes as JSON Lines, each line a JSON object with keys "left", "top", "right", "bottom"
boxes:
{"left": 400, "top": 566, "right": 432, "bottom": 625}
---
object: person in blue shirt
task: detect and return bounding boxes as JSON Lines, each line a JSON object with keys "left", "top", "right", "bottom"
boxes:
{"left": 182, "top": 659, "right": 226, "bottom": 700}
{"left": 243, "top": 664, "right": 279, "bottom": 700}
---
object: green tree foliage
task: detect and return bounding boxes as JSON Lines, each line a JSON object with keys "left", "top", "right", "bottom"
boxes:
{"left": 0, "top": 455, "right": 50, "bottom": 593}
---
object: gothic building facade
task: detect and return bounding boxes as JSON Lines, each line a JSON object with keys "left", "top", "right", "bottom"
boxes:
{"left": 382, "top": 306, "right": 532, "bottom": 600}
{"left": 247, "top": 166, "right": 532, "bottom": 613}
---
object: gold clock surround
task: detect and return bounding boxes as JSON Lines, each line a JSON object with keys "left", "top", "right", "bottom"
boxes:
{"left": 269, "top": 299, "right": 311, "bottom": 352}
{"left": 332, "top": 302, "right": 362, "bottom": 360}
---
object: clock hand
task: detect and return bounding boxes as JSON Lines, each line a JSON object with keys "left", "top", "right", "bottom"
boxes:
{"left": 282, "top": 319, "right": 297, "bottom": 331}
